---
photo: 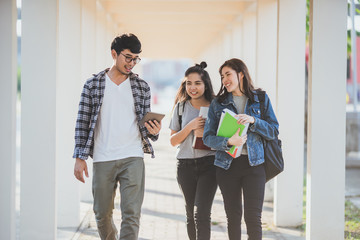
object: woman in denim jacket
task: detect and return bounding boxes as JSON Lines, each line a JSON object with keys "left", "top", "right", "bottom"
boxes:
{"left": 169, "top": 62, "right": 218, "bottom": 240}
{"left": 203, "top": 58, "right": 279, "bottom": 240}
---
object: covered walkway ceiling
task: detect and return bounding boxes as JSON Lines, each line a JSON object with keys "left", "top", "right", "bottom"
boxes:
{"left": 99, "top": 0, "right": 256, "bottom": 59}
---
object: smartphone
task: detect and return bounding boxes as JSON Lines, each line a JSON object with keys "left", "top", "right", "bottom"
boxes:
{"left": 140, "top": 112, "right": 165, "bottom": 126}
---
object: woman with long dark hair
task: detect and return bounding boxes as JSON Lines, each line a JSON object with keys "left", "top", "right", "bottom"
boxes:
{"left": 203, "top": 58, "right": 279, "bottom": 239}
{"left": 169, "top": 62, "right": 217, "bottom": 240}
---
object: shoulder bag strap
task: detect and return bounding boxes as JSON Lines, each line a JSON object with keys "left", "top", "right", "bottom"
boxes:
{"left": 257, "top": 90, "right": 266, "bottom": 120}
{"left": 177, "top": 101, "right": 185, "bottom": 129}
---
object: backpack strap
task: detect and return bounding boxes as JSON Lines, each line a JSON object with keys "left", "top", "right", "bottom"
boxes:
{"left": 177, "top": 101, "right": 185, "bottom": 129}
{"left": 257, "top": 90, "right": 266, "bottom": 120}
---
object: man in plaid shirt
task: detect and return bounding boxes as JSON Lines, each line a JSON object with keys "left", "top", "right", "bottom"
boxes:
{"left": 73, "top": 33, "right": 161, "bottom": 240}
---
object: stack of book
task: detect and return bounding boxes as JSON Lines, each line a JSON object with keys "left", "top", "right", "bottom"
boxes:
{"left": 192, "top": 107, "right": 212, "bottom": 150}
{"left": 216, "top": 109, "right": 249, "bottom": 158}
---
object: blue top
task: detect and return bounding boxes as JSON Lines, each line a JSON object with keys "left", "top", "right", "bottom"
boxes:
{"left": 203, "top": 91, "right": 279, "bottom": 170}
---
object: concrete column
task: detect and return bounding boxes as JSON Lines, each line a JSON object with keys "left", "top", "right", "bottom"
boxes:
{"left": 199, "top": 39, "right": 224, "bottom": 93}
{"left": 306, "top": 0, "right": 347, "bottom": 239}
{"left": 57, "top": 0, "right": 82, "bottom": 228}
{"left": 81, "top": 0, "right": 96, "bottom": 80}
{"left": 242, "top": 11, "right": 257, "bottom": 82}
{"left": 105, "top": 15, "right": 116, "bottom": 67}
{"left": 256, "top": 0, "right": 278, "bottom": 202}
{"left": 80, "top": 0, "right": 96, "bottom": 203}
{"left": 0, "top": 0, "right": 17, "bottom": 239}
{"left": 231, "top": 21, "right": 243, "bottom": 59}
{"left": 275, "top": 0, "right": 306, "bottom": 227}
{"left": 21, "top": 0, "right": 58, "bottom": 239}
{"left": 96, "top": 4, "right": 108, "bottom": 71}
{"left": 223, "top": 29, "right": 232, "bottom": 60}
{"left": 256, "top": 0, "right": 278, "bottom": 101}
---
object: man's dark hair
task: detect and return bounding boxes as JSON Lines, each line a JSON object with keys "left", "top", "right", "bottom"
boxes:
{"left": 111, "top": 33, "right": 142, "bottom": 54}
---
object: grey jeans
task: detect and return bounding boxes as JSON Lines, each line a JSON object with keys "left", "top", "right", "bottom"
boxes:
{"left": 92, "top": 157, "right": 145, "bottom": 240}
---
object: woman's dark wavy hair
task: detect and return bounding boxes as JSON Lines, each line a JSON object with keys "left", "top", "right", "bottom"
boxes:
{"left": 217, "top": 58, "right": 259, "bottom": 103}
{"left": 111, "top": 33, "right": 142, "bottom": 54}
{"left": 173, "top": 61, "right": 215, "bottom": 107}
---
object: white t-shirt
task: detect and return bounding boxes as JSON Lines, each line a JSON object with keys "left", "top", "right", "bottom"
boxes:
{"left": 93, "top": 74, "right": 143, "bottom": 162}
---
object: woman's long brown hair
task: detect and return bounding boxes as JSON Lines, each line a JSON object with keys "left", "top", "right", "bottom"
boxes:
{"left": 173, "top": 61, "right": 215, "bottom": 107}
{"left": 217, "top": 58, "right": 259, "bottom": 103}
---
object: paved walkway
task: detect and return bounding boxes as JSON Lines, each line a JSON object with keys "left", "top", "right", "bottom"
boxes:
{"left": 71, "top": 127, "right": 305, "bottom": 240}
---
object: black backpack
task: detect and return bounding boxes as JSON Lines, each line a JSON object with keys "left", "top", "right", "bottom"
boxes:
{"left": 258, "top": 91, "right": 284, "bottom": 182}
{"left": 177, "top": 102, "right": 185, "bottom": 129}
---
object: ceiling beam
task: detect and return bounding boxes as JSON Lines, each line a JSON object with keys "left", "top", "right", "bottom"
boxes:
{"left": 102, "top": 1, "right": 246, "bottom": 14}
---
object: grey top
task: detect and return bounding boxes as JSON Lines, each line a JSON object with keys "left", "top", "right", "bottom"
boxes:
{"left": 169, "top": 101, "right": 215, "bottom": 159}
{"left": 233, "top": 95, "right": 248, "bottom": 155}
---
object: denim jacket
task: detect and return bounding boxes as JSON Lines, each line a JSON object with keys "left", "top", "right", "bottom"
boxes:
{"left": 203, "top": 92, "right": 279, "bottom": 170}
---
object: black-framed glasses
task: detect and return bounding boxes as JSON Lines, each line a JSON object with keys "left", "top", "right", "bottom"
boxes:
{"left": 120, "top": 52, "right": 141, "bottom": 64}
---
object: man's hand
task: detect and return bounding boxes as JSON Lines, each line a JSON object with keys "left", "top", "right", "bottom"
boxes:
{"left": 145, "top": 120, "right": 162, "bottom": 135}
{"left": 228, "top": 128, "right": 247, "bottom": 147}
{"left": 74, "top": 158, "right": 88, "bottom": 183}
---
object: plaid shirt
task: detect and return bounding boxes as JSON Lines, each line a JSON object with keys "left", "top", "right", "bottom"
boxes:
{"left": 73, "top": 68, "right": 158, "bottom": 160}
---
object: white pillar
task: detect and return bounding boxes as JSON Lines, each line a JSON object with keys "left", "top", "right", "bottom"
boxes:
{"left": 256, "top": 0, "right": 278, "bottom": 202}
{"left": 57, "top": 0, "right": 82, "bottom": 228}
{"left": 256, "top": 0, "right": 278, "bottom": 101}
{"left": 21, "top": 0, "right": 58, "bottom": 239}
{"left": 0, "top": 0, "right": 17, "bottom": 239}
{"left": 223, "top": 29, "right": 232, "bottom": 60}
{"left": 275, "top": 0, "right": 305, "bottom": 227}
{"left": 81, "top": 0, "right": 96, "bottom": 80}
{"left": 96, "top": 6, "right": 108, "bottom": 71}
{"left": 199, "top": 39, "right": 224, "bottom": 93}
{"left": 242, "top": 11, "right": 257, "bottom": 82}
{"left": 80, "top": 0, "right": 96, "bottom": 203}
{"left": 306, "top": 0, "right": 347, "bottom": 239}
{"left": 105, "top": 16, "right": 116, "bottom": 67}
{"left": 231, "top": 21, "right": 243, "bottom": 58}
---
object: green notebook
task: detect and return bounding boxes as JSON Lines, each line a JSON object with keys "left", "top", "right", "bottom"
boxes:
{"left": 216, "top": 109, "right": 249, "bottom": 158}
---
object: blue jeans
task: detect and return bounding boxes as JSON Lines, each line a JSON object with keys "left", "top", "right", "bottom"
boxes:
{"left": 92, "top": 157, "right": 145, "bottom": 240}
{"left": 177, "top": 155, "right": 217, "bottom": 240}
{"left": 216, "top": 155, "right": 265, "bottom": 240}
